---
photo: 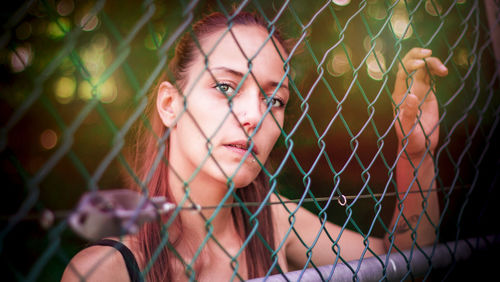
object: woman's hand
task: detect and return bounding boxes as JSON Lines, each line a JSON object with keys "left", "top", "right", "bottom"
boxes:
{"left": 392, "top": 48, "right": 448, "bottom": 158}
{"left": 385, "top": 48, "right": 447, "bottom": 250}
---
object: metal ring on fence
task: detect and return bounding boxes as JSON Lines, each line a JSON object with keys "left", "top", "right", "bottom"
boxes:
{"left": 337, "top": 194, "right": 347, "bottom": 206}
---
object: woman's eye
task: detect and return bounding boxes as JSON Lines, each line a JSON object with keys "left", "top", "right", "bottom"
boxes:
{"left": 267, "top": 97, "right": 285, "bottom": 108}
{"left": 215, "top": 83, "right": 235, "bottom": 96}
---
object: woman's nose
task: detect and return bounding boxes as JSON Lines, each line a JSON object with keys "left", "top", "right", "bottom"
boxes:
{"left": 234, "top": 91, "right": 264, "bottom": 133}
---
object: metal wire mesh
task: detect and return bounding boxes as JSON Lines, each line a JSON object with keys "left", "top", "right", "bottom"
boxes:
{"left": 1, "top": 0, "right": 499, "bottom": 281}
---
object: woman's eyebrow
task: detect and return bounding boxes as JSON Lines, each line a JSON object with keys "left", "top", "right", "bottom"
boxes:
{"left": 269, "top": 81, "right": 288, "bottom": 91}
{"left": 210, "top": 66, "right": 288, "bottom": 90}
{"left": 210, "top": 66, "right": 244, "bottom": 78}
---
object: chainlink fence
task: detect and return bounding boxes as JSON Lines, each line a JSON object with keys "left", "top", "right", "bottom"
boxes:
{"left": 1, "top": 0, "right": 499, "bottom": 281}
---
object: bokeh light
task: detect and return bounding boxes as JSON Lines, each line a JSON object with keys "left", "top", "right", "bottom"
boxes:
{"left": 76, "top": 33, "right": 116, "bottom": 103}
{"left": 10, "top": 45, "right": 33, "bottom": 73}
{"left": 40, "top": 129, "right": 58, "bottom": 150}
{"left": 366, "top": 51, "right": 386, "bottom": 81}
{"left": 425, "top": 0, "right": 443, "bottom": 16}
{"left": 99, "top": 78, "right": 118, "bottom": 103}
{"left": 326, "top": 47, "right": 352, "bottom": 77}
{"left": 47, "top": 18, "right": 70, "bottom": 39}
{"left": 78, "top": 78, "right": 117, "bottom": 103}
{"left": 363, "top": 36, "right": 384, "bottom": 53}
{"left": 91, "top": 33, "right": 109, "bottom": 51}
{"left": 57, "top": 0, "right": 75, "bottom": 16}
{"left": 40, "top": 209, "right": 55, "bottom": 230}
{"left": 332, "top": 0, "right": 351, "bottom": 6}
{"left": 390, "top": 10, "right": 413, "bottom": 39}
{"left": 145, "top": 31, "right": 164, "bottom": 50}
{"left": 55, "top": 76, "right": 77, "bottom": 104}
{"left": 366, "top": 2, "right": 387, "bottom": 20}
{"left": 80, "top": 13, "right": 99, "bottom": 31}
{"left": 78, "top": 80, "right": 92, "bottom": 100}
{"left": 80, "top": 35, "right": 111, "bottom": 77}
{"left": 454, "top": 47, "right": 475, "bottom": 68}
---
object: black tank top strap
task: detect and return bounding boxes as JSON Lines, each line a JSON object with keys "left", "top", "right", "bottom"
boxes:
{"left": 88, "top": 239, "right": 143, "bottom": 282}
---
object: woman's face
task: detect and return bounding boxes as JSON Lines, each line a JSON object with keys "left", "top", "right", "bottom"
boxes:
{"left": 164, "top": 25, "right": 289, "bottom": 188}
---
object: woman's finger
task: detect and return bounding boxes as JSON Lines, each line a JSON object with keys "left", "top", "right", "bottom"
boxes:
{"left": 398, "top": 48, "right": 432, "bottom": 79}
{"left": 402, "top": 48, "right": 432, "bottom": 62}
{"left": 423, "top": 57, "right": 448, "bottom": 77}
{"left": 400, "top": 59, "right": 426, "bottom": 73}
{"left": 398, "top": 56, "right": 448, "bottom": 82}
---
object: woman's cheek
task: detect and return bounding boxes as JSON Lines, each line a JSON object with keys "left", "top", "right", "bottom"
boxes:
{"left": 184, "top": 96, "right": 219, "bottom": 137}
{"left": 257, "top": 118, "right": 282, "bottom": 161}
{"left": 269, "top": 111, "right": 284, "bottom": 137}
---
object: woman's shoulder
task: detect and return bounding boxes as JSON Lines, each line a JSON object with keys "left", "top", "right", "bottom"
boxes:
{"left": 61, "top": 237, "right": 140, "bottom": 282}
{"left": 269, "top": 193, "right": 298, "bottom": 220}
{"left": 269, "top": 194, "right": 298, "bottom": 238}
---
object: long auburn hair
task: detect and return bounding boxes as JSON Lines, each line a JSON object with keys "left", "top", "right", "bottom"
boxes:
{"left": 129, "top": 11, "right": 290, "bottom": 281}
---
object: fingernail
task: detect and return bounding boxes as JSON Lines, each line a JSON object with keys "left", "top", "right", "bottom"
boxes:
{"left": 421, "top": 49, "right": 432, "bottom": 55}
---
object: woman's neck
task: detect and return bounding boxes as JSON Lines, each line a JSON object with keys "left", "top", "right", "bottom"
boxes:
{"left": 167, "top": 167, "right": 240, "bottom": 240}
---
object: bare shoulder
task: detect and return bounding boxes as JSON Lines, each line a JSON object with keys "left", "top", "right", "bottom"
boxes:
{"left": 269, "top": 193, "right": 287, "bottom": 222}
{"left": 61, "top": 237, "right": 139, "bottom": 282}
{"left": 269, "top": 194, "right": 299, "bottom": 223}
{"left": 269, "top": 194, "right": 298, "bottom": 242}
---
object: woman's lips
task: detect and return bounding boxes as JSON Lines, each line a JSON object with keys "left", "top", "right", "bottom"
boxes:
{"left": 224, "top": 144, "right": 248, "bottom": 155}
{"left": 223, "top": 141, "right": 258, "bottom": 156}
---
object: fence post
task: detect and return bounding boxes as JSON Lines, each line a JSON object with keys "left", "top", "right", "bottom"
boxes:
{"left": 248, "top": 235, "right": 500, "bottom": 281}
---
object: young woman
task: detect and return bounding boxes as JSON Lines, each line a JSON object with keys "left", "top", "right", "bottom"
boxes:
{"left": 62, "top": 11, "right": 448, "bottom": 282}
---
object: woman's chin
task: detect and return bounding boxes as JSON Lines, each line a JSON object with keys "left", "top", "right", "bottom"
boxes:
{"left": 204, "top": 156, "right": 263, "bottom": 188}
{"left": 220, "top": 164, "right": 261, "bottom": 188}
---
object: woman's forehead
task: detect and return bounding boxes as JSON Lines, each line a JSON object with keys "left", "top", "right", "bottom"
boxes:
{"left": 201, "top": 25, "right": 284, "bottom": 54}
{"left": 199, "top": 25, "right": 288, "bottom": 76}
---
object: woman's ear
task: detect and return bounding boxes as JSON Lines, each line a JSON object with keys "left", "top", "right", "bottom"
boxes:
{"left": 156, "top": 81, "right": 181, "bottom": 127}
